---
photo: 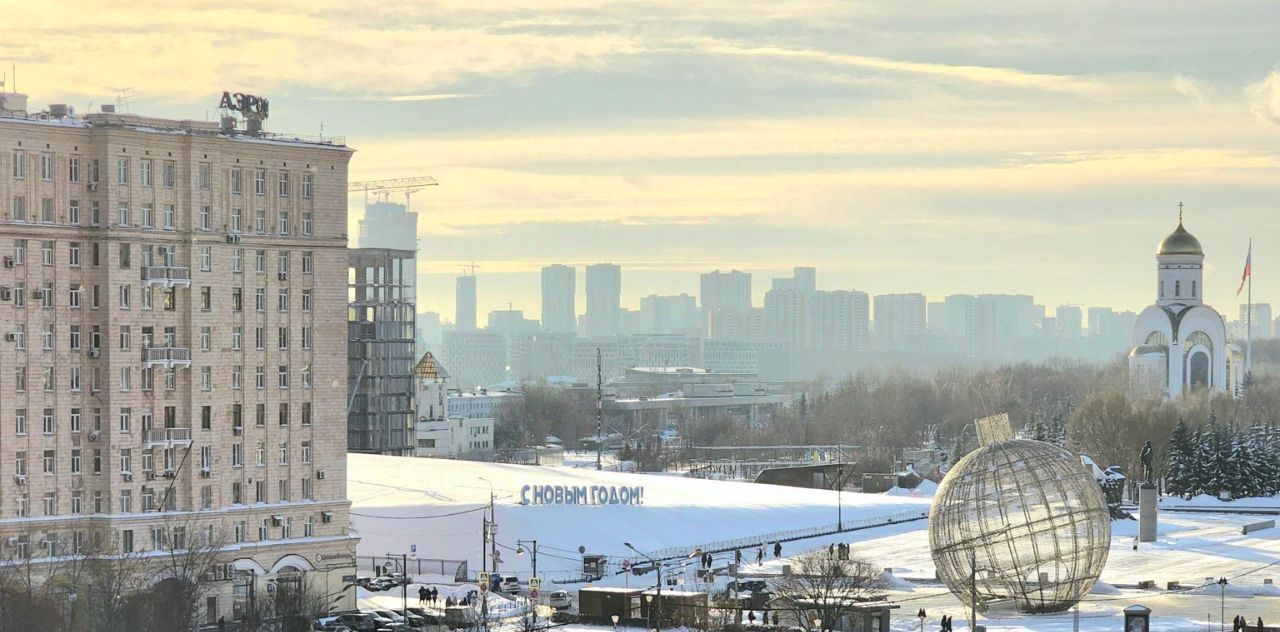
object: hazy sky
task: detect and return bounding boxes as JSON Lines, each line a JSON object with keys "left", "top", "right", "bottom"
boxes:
{"left": 8, "top": 1, "right": 1280, "bottom": 323}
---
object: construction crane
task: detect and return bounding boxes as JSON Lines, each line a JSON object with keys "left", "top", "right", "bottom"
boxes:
{"left": 349, "top": 176, "right": 439, "bottom": 207}
{"left": 460, "top": 263, "right": 479, "bottom": 276}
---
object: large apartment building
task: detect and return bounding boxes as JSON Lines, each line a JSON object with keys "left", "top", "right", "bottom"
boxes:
{"left": 0, "top": 93, "right": 356, "bottom": 622}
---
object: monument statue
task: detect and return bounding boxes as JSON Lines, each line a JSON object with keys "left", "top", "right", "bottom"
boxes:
{"left": 1139, "top": 440, "right": 1154, "bottom": 485}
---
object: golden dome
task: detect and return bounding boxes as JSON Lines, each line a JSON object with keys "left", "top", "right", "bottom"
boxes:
{"left": 1156, "top": 219, "right": 1203, "bottom": 256}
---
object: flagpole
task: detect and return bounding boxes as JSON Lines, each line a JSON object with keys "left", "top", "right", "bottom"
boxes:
{"left": 1247, "top": 238, "right": 1253, "bottom": 385}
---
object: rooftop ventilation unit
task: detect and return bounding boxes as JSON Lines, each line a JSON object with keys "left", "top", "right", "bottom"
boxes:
{"left": 100, "top": 104, "right": 116, "bottom": 113}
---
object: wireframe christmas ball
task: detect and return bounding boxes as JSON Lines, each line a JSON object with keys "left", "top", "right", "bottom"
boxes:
{"left": 928, "top": 439, "right": 1111, "bottom": 614}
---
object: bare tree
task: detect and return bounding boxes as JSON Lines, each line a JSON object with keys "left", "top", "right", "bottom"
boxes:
{"left": 769, "top": 551, "right": 883, "bottom": 632}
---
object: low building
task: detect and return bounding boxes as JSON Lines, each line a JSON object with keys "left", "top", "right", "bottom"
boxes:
{"left": 446, "top": 388, "right": 522, "bottom": 420}
{"left": 415, "top": 415, "right": 494, "bottom": 457}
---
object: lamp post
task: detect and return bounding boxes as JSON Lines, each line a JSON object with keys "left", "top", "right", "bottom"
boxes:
{"left": 478, "top": 477, "right": 496, "bottom": 574}
{"left": 1217, "top": 577, "right": 1228, "bottom": 632}
{"left": 916, "top": 609, "right": 926, "bottom": 632}
{"left": 814, "top": 617, "right": 822, "bottom": 632}
{"left": 836, "top": 466, "right": 844, "bottom": 531}
{"left": 387, "top": 552, "right": 409, "bottom": 624}
{"left": 626, "top": 542, "right": 662, "bottom": 632}
{"left": 612, "top": 614, "right": 620, "bottom": 632}
{"left": 516, "top": 540, "right": 538, "bottom": 581}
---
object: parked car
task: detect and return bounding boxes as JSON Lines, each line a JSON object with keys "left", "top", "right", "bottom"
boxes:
{"left": 372, "top": 609, "right": 421, "bottom": 630}
{"left": 406, "top": 607, "right": 441, "bottom": 625}
{"left": 497, "top": 574, "right": 521, "bottom": 594}
{"left": 549, "top": 590, "right": 573, "bottom": 610}
{"left": 371, "top": 576, "right": 402, "bottom": 592}
{"left": 319, "top": 612, "right": 392, "bottom": 632}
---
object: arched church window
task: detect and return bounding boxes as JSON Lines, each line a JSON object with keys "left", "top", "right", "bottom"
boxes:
{"left": 1175, "top": 280, "right": 1181, "bottom": 297}
{"left": 1185, "top": 331, "right": 1213, "bottom": 355}
{"left": 1144, "top": 331, "right": 1167, "bottom": 347}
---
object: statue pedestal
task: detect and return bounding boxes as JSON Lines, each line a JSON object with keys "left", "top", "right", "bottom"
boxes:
{"left": 1138, "top": 483, "right": 1157, "bottom": 543}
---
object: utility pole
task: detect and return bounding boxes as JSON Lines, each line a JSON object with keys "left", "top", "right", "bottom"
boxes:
{"left": 596, "top": 347, "right": 603, "bottom": 471}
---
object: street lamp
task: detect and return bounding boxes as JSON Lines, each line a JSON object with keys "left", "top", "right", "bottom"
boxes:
{"left": 916, "top": 609, "right": 927, "bottom": 632}
{"left": 478, "top": 477, "right": 496, "bottom": 575}
{"left": 386, "top": 551, "right": 409, "bottom": 624}
{"left": 627, "top": 542, "right": 662, "bottom": 632}
{"left": 612, "top": 613, "right": 620, "bottom": 632}
{"left": 516, "top": 540, "right": 539, "bottom": 580}
{"left": 813, "top": 617, "right": 822, "bottom": 632}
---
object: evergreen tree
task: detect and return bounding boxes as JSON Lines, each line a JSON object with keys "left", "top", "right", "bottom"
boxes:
{"left": 1225, "top": 429, "right": 1248, "bottom": 500}
{"left": 1166, "top": 419, "right": 1193, "bottom": 498}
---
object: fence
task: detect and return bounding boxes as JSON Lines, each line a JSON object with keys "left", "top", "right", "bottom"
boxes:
{"left": 358, "top": 555, "right": 468, "bottom": 582}
{"left": 643, "top": 509, "right": 929, "bottom": 561}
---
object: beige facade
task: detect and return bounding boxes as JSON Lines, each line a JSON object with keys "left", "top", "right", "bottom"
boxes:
{"left": 0, "top": 102, "right": 356, "bottom": 623}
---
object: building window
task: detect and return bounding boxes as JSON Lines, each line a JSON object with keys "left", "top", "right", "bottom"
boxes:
{"left": 277, "top": 211, "right": 289, "bottom": 234}
{"left": 42, "top": 409, "right": 54, "bottom": 434}
{"left": 43, "top": 450, "right": 55, "bottom": 474}
{"left": 301, "top": 440, "right": 311, "bottom": 463}
{"left": 41, "top": 197, "right": 53, "bottom": 223}
{"left": 41, "top": 240, "right": 53, "bottom": 265}
{"left": 301, "top": 290, "right": 312, "bottom": 312}
{"left": 301, "top": 251, "right": 312, "bottom": 273}
{"left": 232, "top": 249, "right": 243, "bottom": 272}
{"left": 279, "top": 442, "right": 289, "bottom": 464}
{"left": 231, "top": 169, "right": 242, "bottom": 194}
{"left": 278, "top": 327, "right": 288, "bottom": 350}
{"left": 12, "top": 151, "right": 24, "bottom": 178}
{"left": 119, "top": 408, "right": 132, "bottom": 433}
{"left": 278, "top": 366, "right": 289, "bottom": 389}
{"left": 11, "top": 195, "right": 26, "bottom": 222}
{"left": 162, "top": 161, "right": 175, "bottom": 188}
{"left": 15, "top": 409, "right": 26, "bottom": 435}
{"left": 279, "top": 403, "right": 289, "bottom": 426}
{"left": 199, "top": 163, "right": 211, "bottom": 189}
{"left": 199, "top": 205, "right": 211, "bottom": 230}
{"left": 69, "top": 157, "right": 80, "bottom": 182}
{"left": 254, "top": 209, "right": 266, "bottom": 233}
{"left": 254, "top": 170, "right": 266, "bottom": 196}
{"left": 69, "top": 200, "right": 80, "bottom": 224}
{"left": 117, "top": 203, "right": 129, "bottom": 226}
{"left": 72, "top": 449, "right": 82, "bottom": 474}
{"left": 140, "top": 159, "right": 152, "bottom": 187}
{"left": 301, "top": 402, "right": 312, "bottom": 425}
{"left": 278, "top": 172, "right": 289, "bottom": 197}
{"left": 201, "top": 406, "right": 212, "bottom": 430}
{"left": 231, "top": 207, "right": 242, "bottom": 232}
{"left": 163, "top": 204, "right": 175, "bottom": 229}
{"left": 40, "top": 154, "right": 53, "bottom": 180}
{"left": 302, "top": 173, "right": 313, "bottom": 199}
{"left": 200, "top": 326, "right": 212, "bottom": 351}
{"left": 232, "top": 443, "right": 242, "bottom": 467}
{"left": 302, "top": 213, "right": 312, "bottom": 235}
{"left": 232, "top": 365, "right": 243, "bottom": 389}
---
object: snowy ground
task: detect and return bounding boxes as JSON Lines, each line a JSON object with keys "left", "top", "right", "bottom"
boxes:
{"left": 347, "top": 455, "right": 1280, "bottom": 630}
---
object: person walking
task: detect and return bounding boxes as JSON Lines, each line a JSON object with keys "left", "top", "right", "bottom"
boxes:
{"left": 748, "top": 611, "right": 757, "bottom": 626}
{"left": 735, "top": 549, "right": 742, "bottom": 565}
{"left": 773, "top": 542, "right": 782, "bottom": 558}
{"left": 756, "top": 546, "right": 764, "bottom": 565}
{"left": 419, "top": 586, "right": 429, "bottom": 605}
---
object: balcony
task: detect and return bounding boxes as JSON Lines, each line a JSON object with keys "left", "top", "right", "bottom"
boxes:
{"left": 142, "top": 346, "right": 191, "bottom": 368}
{"left": 144, "top": 427, "right": 193, "bottom": 448}
{"left": 141, "top": 266, "right": 191, "bottom": 288}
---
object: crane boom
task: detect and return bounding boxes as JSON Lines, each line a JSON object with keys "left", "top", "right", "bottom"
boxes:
{"left": 349, "top": 176, "right": 439, "bottom": 207}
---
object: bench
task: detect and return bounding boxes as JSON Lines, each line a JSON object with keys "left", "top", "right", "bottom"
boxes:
{"left": 1242, "top": 519, "right": 1275, "bottom": 535}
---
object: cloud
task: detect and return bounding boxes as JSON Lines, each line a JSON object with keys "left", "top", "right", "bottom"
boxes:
{"left": 1246, "top": 69, "right": 1280, "bottom": 127}
{"left": 307, "top": 93, "right": 481, "bottom": 102}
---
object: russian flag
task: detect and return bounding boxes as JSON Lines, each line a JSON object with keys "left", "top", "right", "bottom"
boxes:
{"left": 1237, "top": 243, "right": 1251, "bottom": 298}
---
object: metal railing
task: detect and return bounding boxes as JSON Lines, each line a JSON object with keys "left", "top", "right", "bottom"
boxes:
{"left": 144, "top": 427, "right": 192, "bottom": 446}
{"left": 140, "top": 265, "right": 191, "bottom": 286}
{"left": 357, "top": 555, "right": 468, "bottom": 582}
{"left": 142, "top": 347, "right": 191, "bottom": 366}
{"left": 642, "top": 508, "right": 929, "bottom": 561}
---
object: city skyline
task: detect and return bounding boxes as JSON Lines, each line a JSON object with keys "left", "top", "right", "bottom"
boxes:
{"left": 8, "top": 2, "right": 1280, "bottom": 320}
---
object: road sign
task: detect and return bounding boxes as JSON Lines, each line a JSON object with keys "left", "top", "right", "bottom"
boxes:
{"left": 529, "top": 577, "right": 542, "bottom": 591}
{"left": 531, "top": 589, "right": 539, "bottom": 600}
{"left": 478, "top": 571, "right": 490, "bottom": 589}
{"left": 410, "top": 544, "right": 417, "bottom": 554}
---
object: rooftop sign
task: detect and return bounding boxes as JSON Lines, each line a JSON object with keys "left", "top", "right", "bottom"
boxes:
{"left": 220, "top": 91, "right": 269, "bottom": 119}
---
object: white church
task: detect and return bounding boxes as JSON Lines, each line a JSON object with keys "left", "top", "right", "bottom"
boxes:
{"left": 1129, "top": 217, "right": 1244, "bottom": 398}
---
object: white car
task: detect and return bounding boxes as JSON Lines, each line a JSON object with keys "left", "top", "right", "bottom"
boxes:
{"left": 497, "top": 575, "right": 521, "bottom": 594}
{"left": 549, "top": 590, "right": 573, "bottom": 610}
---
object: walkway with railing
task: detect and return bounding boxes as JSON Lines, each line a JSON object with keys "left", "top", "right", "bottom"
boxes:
{"left": 642, "top": 508, "right": 929, "bottom": 562}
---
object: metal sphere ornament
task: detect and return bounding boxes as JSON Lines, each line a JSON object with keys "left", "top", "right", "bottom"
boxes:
{"left": 929, "top": 416, "right": 1111, "bottom": 614}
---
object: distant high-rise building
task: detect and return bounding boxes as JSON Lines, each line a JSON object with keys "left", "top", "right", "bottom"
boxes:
{"left": 418, "top": 311, "right": 443, "bottom": 351}
{"left": 927, "top": 301, "right": 947, "bottom": 333}
{"left": 640, "top": 294, "right": 700, "bottom": 335}
{"left": 1055, "top": 305, "right": 1083, "bottom": 337}
{"left": 541, "top": 264, "right": 577, "bottom": 333}
{"left": 701, "top": 269, "right": 753, "bottom": 313}
{"left": 809, "top": 290, "right": 870, "bottom": 352}
{"left": 771, "top": 266, "right": 817, "bottom": 293}
{"left": 585, "top": 263, "right": 622, "bottom": 337}
{"left": 358, "top": 200, "right": 418, "bottom": 251}
{"left": 1240, "top": 303, "right": 1273, "bottom": 339}
{"left": 442, "top": 331, "right": 507, "bottom": 387}
{"left": 456, "top": 274, "right": 477, "bottom": 332}
{"left": 709, "top": 307, "right": 766, "bottom": 340}
{"left": 874, "top": 293, "right": 927, "bottom": 350}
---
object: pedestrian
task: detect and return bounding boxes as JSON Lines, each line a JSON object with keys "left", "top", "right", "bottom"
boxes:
{"left": 433, "top": 587, "right": 440, "bottom": 604}
{"left": 1258, "top": 617, "right": 1264, "bottom": 631}
{"left": 419, "top": 586, "right": 429, "bottom": 605}
{"left": 735, "top": 549, "right": 742, "bottom": 565}
{"left": 218, "top": 616, "right": 226, "bottom": 632}
{"left": 828, "top": 543, "right": 834, "bottom": 557}
{"left": 772, "top": 612, "right": 779, "bottom": 626}
{"left": 756, "top": 546, "right": 764, "bottom": 565}
{"left": 1235, "top": 615, "right": 1243, "bottom": 631}
{"left": 773, "top": 542, "right": 782, "bottom": 558}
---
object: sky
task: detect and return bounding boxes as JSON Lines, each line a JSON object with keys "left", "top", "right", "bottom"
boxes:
{"left": 7, "top": 0, "right": 1280, "bottom": 324}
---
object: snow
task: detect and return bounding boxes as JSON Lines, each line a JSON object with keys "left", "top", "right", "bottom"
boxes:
{"left": 348, "top": 453, "right": 930, "bottom": 576}
{"left": 1162, "top": 493, "right": 1280, "bottom": 509}
{"left": 884, "top": 480, "right": 937, "bottom": 498}
{"left": 348, "top": 454, "right": 1280, "bottom": 630}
